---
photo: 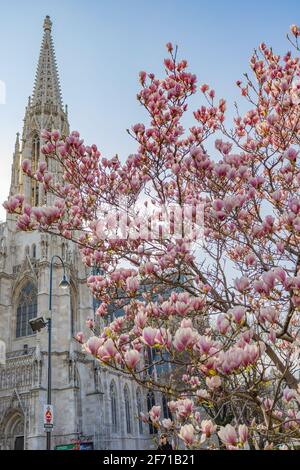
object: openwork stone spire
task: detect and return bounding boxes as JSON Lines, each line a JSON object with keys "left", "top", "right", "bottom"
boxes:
{"left": 31, "top": 16, "right": 62, "bottom": 108}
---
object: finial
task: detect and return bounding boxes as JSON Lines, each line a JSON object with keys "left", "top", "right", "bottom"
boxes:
{"left": 14, "top": 132, "right": 20, "bottom": 152}
{"left": 43, "top": 15, "right": 52, "bottom": 32}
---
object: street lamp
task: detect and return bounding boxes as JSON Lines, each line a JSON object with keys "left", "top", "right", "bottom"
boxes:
{"left": 47, "top": 255, "right": 70, "bottom": 450}
{"left": 29, "top": 255, "right": 70, "bottom": 451}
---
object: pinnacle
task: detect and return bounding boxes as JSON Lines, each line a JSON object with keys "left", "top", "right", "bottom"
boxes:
{"left": 43, "top": 15, "right": 52, "bottom": 32}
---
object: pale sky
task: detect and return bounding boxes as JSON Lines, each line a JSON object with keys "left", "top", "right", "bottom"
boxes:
{"left": 0, "top": 0, "right": 298, "bottom": 220}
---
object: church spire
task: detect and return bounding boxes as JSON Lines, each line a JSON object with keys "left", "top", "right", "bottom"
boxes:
{"left": 8, "top": 16, "right": 69, "bottom": 210}
{"left": 31, "top": 16, "right": 63, "bottom": 108}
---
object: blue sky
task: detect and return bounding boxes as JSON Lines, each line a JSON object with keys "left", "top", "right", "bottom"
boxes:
{"left": 0, "top": 0, "right": 299, "bottom": 219}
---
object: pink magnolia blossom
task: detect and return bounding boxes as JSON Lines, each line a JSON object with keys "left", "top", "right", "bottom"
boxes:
{"left": 149, "top": 405, "right": 161, "bottom": 423}
{"left": 176, "top": 399, "right": 193, "bottom": 418}
{"left": 126, "top": 276, "right": 139, "bottom": 292}
{"left": 283, "top": 387, "right": 297, "bottom": 402}
{"left": 75, "top": 332, "right": 84, "bottom": 344}
{"left": 206, "top": 375, "right": 222, "bottom": 390}
{"left": 229, "top": 306, "right": 246, "bottom": 324}
{"left": 124, "top": 349, "right": 141, "bottom": 369}
{"left": 96, "top": 303, "right": 108, "bottom": 317}
{"left": 21, "top": 159, "right": 31, "bottom": 174}
{"left": 86, "top": 336, "right": 103, "bottom": 356}
{"left": 142, "top": 327, "right": 159, "bottom": 346}
{"left": 234, "top": 276, "right": 250, "bottom": 292}
{"left": 218, "top": 425, "right": 238, "bottom": 448}
{"left": 216, "top": 314, "right": 230, "bottom": 334}
{"left": 162, "top": 418, "right": 173, "bottom": 430}
{"left": 173, "top": 327, "right": 195, "bottom": 352}
{"left": 201, "top": 420, "right": 217, "bottom": 438}
{"left": 86, "top": 318, "right": 95, "bottom": 329}
{"left": 178, "top": 424, "right": 195, "bottom": 446}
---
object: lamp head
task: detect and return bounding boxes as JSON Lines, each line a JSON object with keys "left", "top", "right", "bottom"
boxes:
{"left": 59, "top": 274, "right": 70, "bottom": 289}
{"left": 29, "top": 317, "right": 47, "bottom": 333}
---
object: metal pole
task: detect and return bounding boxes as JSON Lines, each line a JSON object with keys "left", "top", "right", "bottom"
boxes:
{"left": 46, "top": 255, "right": 66, "bottom": 451}
{"left": 46, "top": 260, "right": 53, "bottom": 451}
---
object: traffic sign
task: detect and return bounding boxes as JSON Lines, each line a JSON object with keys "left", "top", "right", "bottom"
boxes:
{"left": 44, "top": 404, "right": 54, "bottom": 430}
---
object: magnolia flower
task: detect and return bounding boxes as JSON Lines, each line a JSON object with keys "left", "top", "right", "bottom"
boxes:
{"left": 124, "top": 349, "right": 140, "bottom": 369}
{"left": 178, "top": 424, "right": 195, "bottom": 446}
{"left": 86, "top": 318, "right": 95, "bottom": 329}
{"left": 21, "top": 159, "right": 31, "bottom": 174}
{"left": 206, "top": 375, "right": 221, "bottom": 390}
{"left": 229, "top": 306, "right": 246, "bottom": 324}
{"left": 259, "top": 307, "right": 278, "bottom": 323}
{"left": 196, "top": 335, "right": 214, "bottom": 355}
{"left": 75, "top": 332, "right": 84, "bottom": 344}
{"left": 3, "top": 195, "right": 24, "bottom": 212}
{"left": 181, "top": 318, "right": 193, "bottom": 328}
{"left": 41, "top": 129, "right": 51, "bottom": 140}
{"left": 96, "top": 303, "right": 108, "bottom": 317}
{"left": 216, "top": 314, "right": 230, "bottom": 335}
{"left": 291, "top": 24, "right": 300, "bottom": 37}
{"left": 162, "top": 418, "right": 173, "bottom": 430}
{"left": 97, "top": 346, "right": 112, "bottom": 362}
{"left": 200, "top": 420, "right": 216, "bottom": 442}
{"left": 142, "top": 327, "right": 158, "bottom": 346}
{"left": 155, "top": 328, "right": 172, "bottom": 348}
{"left": 196, "top": 389, "right": 210, "bottom": 400}
{"left": 173, "top": 327, "right": 195, "bottom": 352}
{"left": 167, "top": 401, "right": 178, "bottom": 413}
{"left": 126, "top": 276, "right": 139, "bottom": 292}
{"left": 149, "top": 405, "right": 161, "bottom": 423}
{"left": 134, "top": 310, "right": 148, "bottom": 329}
{"left": 103, "top": 338, "right": 117, "bottom": 357}
{"left": 51, "top": 129, "right": 60, "bottom": 141}
{"left": 218, "top": 424, "right": 238, "bottom": 447}
{"left": 86, "top": 336, "right": 103, "bottom": 356}
{"left": 283, "top": 387, "right": 297, "bottom": 402}
{"left": 144, "top": 262, "right": 155, "bottom": 274}
{"left": 176, "top": 399, "right": 193, "bottom": 418}
{"left": 234, "top": 276, "right": 250, "bottom": 292}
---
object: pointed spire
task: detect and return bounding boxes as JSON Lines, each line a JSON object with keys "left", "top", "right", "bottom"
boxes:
{"left": 31, "top": 16, "right": 63, "bottom": 108}
{"left": 43, "top": 15, "right": 52, "bottom": 32}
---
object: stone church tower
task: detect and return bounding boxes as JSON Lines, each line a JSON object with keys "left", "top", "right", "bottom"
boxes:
{"left": 0, "top": 16, "right": 157, "bottom": 450}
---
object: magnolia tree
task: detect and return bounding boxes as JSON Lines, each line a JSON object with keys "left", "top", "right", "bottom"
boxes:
{"left": 5, "top": 26, "right": 300, "bottom": 450}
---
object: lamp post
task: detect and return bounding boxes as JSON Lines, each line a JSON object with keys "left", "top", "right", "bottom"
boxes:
{"left": 46, "top": 255, "right": 70, "bottom": 451}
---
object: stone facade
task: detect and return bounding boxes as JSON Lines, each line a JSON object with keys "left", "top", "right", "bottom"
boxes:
{"left": 0, "top": 16, "right": 163, "bottom": 450}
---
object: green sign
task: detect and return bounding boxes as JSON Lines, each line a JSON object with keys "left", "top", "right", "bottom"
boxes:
{"left": 55, "top": 443, "right": 78, "bottom": 450}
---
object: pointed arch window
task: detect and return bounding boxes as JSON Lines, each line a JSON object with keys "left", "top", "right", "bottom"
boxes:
{"left": 70, "top": 291, "right": 77, "bottom": 336}
{"left": 110, "top": 381, "right": 118, "bottom": 433}
{"left": 16, "top": 282, "right": 37, "bottom": 338}
{"left": 162, "top": 394, "right": 172, "bottom": 419}
{"left": 124, "top": 385, "right": 132, "bottom": 434}
{"left": 136, "top": 388, "right": 143, "bottom": 435}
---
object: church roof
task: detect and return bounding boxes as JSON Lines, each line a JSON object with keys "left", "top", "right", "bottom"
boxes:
{"left": 31, "top": 16, "right": 63, "bottom": 108}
